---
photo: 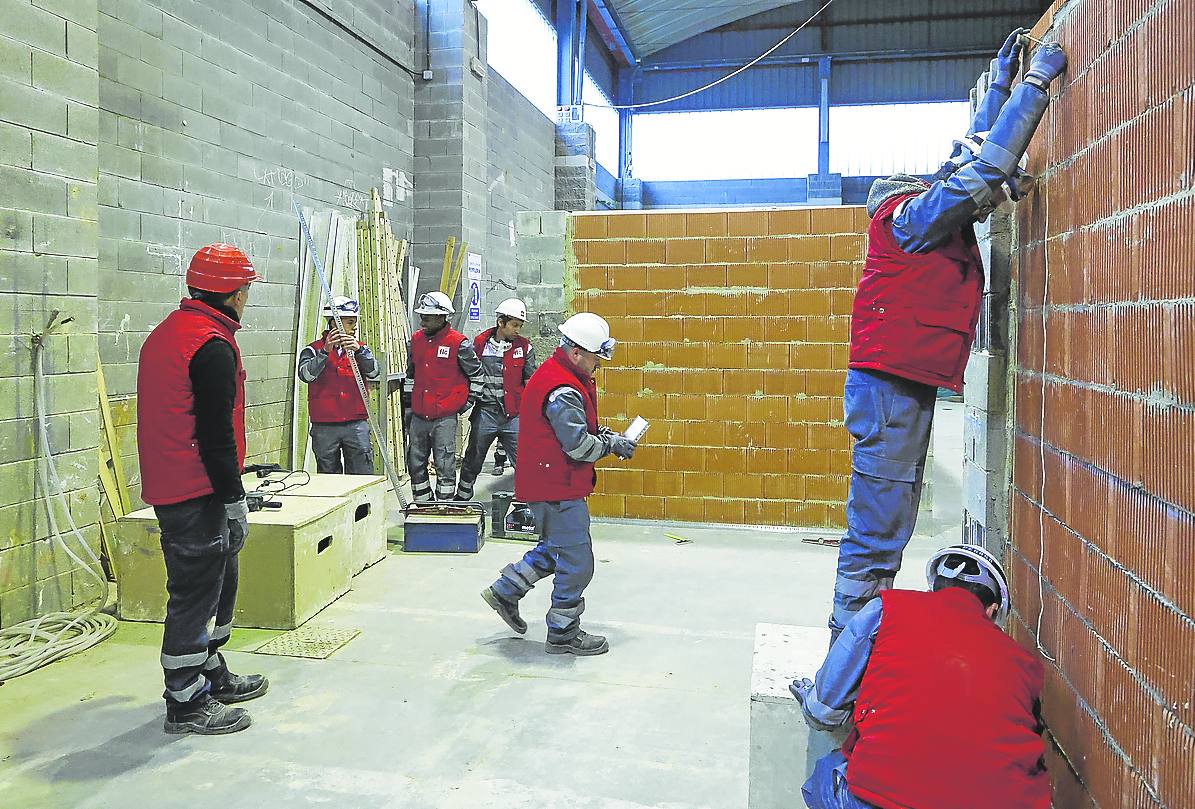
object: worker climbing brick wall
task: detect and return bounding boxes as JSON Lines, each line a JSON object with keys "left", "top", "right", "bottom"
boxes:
{"left": 569, "top": 207, "right": 866, "bottom": 528}
{"left": 1009, "top": 1, "right": 1195, "bottom": 806}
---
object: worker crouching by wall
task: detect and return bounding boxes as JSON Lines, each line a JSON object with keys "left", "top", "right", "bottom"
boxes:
{"left": 136, "top": 244, "right": 269, "bottom": 735}
{"left": 404, "top": 291, "right": 483, "bottom": 502}
{"left": 481, "top": 313, "right": 638, "bottom": 656}
{"left": 296, "top": 296, "right": 380, "bottom": 474}
{"left": 454, "top": 298, "right": 537, "bottom": 501}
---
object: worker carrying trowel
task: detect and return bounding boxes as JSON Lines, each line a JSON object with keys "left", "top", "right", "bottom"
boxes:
{"left": 136, "top": 244, "right": 269, "bottom": 735}
{"left": 481, "top": 313, "right": 637, "bottom": 656}
{"left": 404, "top": 290, "right": 484, "bottom": 501}
{"left": 454, "top": 297, "right": 538, "bottom": 501}
{"left": 792, "top": 545, "right": 1050, "bottom": 809}
{"left": 828, "top": 31, "right": 1068, "bottom": 644}
{"left": 296, "top": 295, "right": 381, "bottom": 474}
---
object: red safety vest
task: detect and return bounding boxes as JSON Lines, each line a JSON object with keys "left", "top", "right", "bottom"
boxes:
{"left": 844, "top": 588, "right": 1050, "bottom": 809}
{"left": 137, "top": 299, "right": 247, "bottom": 506}
{"left": 307, "top": 334, "right": 369, "bottom": 423}
{"left": 473, "top": 327, "right": 531, "bottom": 419}
{"left": 410, "top": 326, "right": 469, "bottom": 419}
{"left": 515, "top": 347, "right": 599, "bottom": 503}
{"left": 850, "top": 192, "right": 984, "bottom": 392}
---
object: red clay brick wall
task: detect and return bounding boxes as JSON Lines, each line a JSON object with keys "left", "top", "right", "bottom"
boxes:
{"left": 569, "top": 207, "right": 867, "bottom": 527}
{"left": 1010, "top": 2, "right": 1195, "bottom": 806}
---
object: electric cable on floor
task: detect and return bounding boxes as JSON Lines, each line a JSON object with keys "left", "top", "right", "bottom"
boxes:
{"left": 585, "top": 0, "right": 839, "bottom": 111}
{"left": 0, "top": 313, "right": 118, "bottom": 682}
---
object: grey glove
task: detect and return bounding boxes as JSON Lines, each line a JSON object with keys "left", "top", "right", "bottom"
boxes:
{"left": 606, "top": 434, "right": 637, "bottom": 460}
{"left": 790, "top": 677, "right": 839, "bottom": 733}
{"left": 225, "top": 497, "right": 249, "bottom": 543}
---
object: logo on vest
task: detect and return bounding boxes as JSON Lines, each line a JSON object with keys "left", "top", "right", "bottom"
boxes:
{"left": 513, "top": 347, "right": 524, "bottom": 359}
{"left": 437, "top": 346, "right": 450, "bottom": 358}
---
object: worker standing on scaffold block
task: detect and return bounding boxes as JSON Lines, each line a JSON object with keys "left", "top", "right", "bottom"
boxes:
{"left": 829, "top": 32, "right": 1067, "bottom": 644}
{"left": 136, "top": 244, "right": 269, "bottom": 735}
{"left": 296, "top": 295, "right": 381, "bottom": 474}
{"left": 404, "top": 291, "right": 483, "bottom": 502}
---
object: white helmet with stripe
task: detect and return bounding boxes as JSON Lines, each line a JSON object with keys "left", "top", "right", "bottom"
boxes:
{"left": 925, "top": 543, "right": 1010, "bottom": 624}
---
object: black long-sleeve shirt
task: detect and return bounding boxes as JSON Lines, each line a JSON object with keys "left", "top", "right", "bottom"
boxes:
{"left": 189, "top": 338, "right": 245, "bottom": 503}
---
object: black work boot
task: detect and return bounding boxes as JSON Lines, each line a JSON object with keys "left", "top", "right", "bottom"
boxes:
{"left": 481, "top": 587, "right": 526, "bottom": 634}
{"left": 210, "top": 670, "right": 269, "bottom": 704}
{"left": 545, "top": 629, "right": 608, "bottom": 656}
{"left": 164, "top": 694, "right": 251, "bottom": 735}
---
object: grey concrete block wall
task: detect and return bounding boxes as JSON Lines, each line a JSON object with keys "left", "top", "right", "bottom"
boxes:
{"left": 0, "top": 0, "right": 102, "bottom": 629}
{"left": 94, "top": 0, "right": 418, "bottom": 495}
{"left": 484, "top": 68, "right": 554, "bottom": 326}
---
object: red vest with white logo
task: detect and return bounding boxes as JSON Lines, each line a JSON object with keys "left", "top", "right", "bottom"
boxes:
{"left": 515, "top": 347, "right": 599, "bottom": 503}
{"left": 474, "top": 327, "right": 531, "bottom": 419}
{"left": 850, "top": 192, "right": 984, "bottom": 392}
{"left": 411, "top": 326, "right": 469, "bottom": 419}
{"left": 844, "top": 588, "right": 1050, "bottom": 809}
{"left": 137, "top": 299, "right": 247, "bottom": 506}
{"left": 307, "top": 334, "right": 369, "bottom": 423}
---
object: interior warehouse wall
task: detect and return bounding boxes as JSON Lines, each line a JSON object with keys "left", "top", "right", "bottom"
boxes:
{"left": 93, "top": 0, "right": 418, "bottom": 504}
{"left": 568, "top": 207, "right": 867, "bottom": 527}
{"left": 0, "top": 1, "right": 103, "bottom": 629}
{"left": 1007, "top": 1, "right": 1195, "bottom": 806}
{"left": 483, "top": 67, "right": 555, "bottom": 311}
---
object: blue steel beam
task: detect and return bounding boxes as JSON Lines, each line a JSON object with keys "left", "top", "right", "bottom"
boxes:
{"left": 640, "top": 47, "right": 993, "bottom": 72}
{"left": 556, "top": 0, "right": 587, "bottom": 108}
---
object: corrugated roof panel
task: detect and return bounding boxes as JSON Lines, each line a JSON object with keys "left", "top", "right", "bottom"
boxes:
{"left": 609, "top": 0, "right": 802, "bottom": 56}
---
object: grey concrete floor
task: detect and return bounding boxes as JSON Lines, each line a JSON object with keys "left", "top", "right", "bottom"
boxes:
{"left": 0, "top": 403, "right": 964, "bottom": 809}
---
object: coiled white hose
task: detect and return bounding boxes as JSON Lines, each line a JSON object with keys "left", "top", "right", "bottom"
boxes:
{"left": 0, "top": 317, "right": 117, "bottom": 681}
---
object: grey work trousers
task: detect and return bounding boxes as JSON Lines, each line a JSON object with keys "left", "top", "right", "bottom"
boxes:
{"left": 310, "top": 420, "right": 374, "bottom": 474}
{"left": 406, "top": 413, "right": 459, "bottom": 501}
{"left": 455, "top": 405, "right": 518, "bottom": 500}
{"left": 154, "top": 494, "right": 243, "bottom": 706}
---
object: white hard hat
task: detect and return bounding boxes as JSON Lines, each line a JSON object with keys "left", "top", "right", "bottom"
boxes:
{"left": 322, "top": 295, "right": 360, "bottom": 318}
{"left": 558, "top": 312, "right": 615, "bottom": 360}
{"left": 925, "top": 543, "right": 1010, "bottom": 624}
{"left": 495, "top": 298, "right": 527, "bottom": 320}
{"left": 415, "top": 290, "right": 455, "bottom": 316}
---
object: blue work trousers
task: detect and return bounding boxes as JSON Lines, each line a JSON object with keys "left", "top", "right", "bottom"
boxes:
{"left": 490, "top": 499, "right": 595, "bottom": 643}
{"left": 803, "top": 750, "right": 878, "bottom": 809}
{"left": 829, "top": 369, "right": 936, "bottom": 643}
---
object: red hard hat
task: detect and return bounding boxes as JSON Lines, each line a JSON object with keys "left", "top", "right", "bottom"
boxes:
{"left": 186, "top": 244, "right": 261, "bottom": 293}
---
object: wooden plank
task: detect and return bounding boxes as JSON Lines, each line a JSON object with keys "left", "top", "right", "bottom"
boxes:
{"left": 96, "top": 364, "right": 130, "bottom": 515}
{"left": 439, "top": 236, "right": 455, "bottom": 295}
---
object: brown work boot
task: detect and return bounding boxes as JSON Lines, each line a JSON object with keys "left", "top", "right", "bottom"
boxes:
{"left": 164, "top": 694, "right": 251, "bottom": 735}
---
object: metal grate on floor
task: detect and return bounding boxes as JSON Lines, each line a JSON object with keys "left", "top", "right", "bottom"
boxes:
{"left": 250, "top": 627, "right": 361, "bottom": 660}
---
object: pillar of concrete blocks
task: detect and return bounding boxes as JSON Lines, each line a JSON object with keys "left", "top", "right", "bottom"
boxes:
{"left": 619, "top": 177, "right": 643, "bottom": 210}
{"left": 961, "top": 64, "right": 1015, "bottom": 559}
{"left": 412, "top": 0, "right": 489, "bottom": 322}
{"left": 0, "top": 0, "right": 102, "bottom": 628}
{"left": 514, "top": 209, "right": 569, "bottom": 353}
{"left": 554, "top": 120, "right": 596, "bottom": 212}
{"left": 805, "top": 173, "right": 843, "bottom": 207}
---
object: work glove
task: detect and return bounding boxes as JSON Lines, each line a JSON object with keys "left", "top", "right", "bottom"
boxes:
{"left": 1024, "top": 43, "right": 1067, "bottom": 89}
{"left": 790, "top": 677, "right": 839, "bottom": 733}
{"left": 225, "top": 498, "right": 249, "bottom": 546}
{"left": 992, "top": 28, "right": 1026, "bottom": 87}
{"left": 606, "top": 434, "right": 637, "bottom": 460}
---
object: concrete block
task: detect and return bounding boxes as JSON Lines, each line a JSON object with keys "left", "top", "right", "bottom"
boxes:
{"left": 66, "top": 100, "right": 99, "bottom": 143}
{"left": 518, "top": 234, "right": 565, "bottom": 262}
{"left": 33, "top": 211, "right": 97, "bottom": 257}
{"left": 32, "top": 50, "right": 98, "bottom": 106}
{"left": 0, "top": 121, "right": 33, "bottom": 169}
{"left": 5, "top": 0, "right": 67, "bottom": 56}
{"left": 67, "top": 179, "right": 98, "bottom": 220}
{"left": 540, "top": 210, "right": 567, "bottom": 236}
{"left": 0, "top": 165, "right": 69, "bottom": 216}
{"left": 515, "top": 210, "right": 541, "bottom": 236}
{"left": 0, "top": 34, "right": 33, "bottom": 84}
{"left": 32, "top": 131, "right": 98, "bottom": 181}
{"left": 963, "top": 350, "right": 1008, "bottom": 413}
{"left": 749, "top": 623, "right": 847, "bottom": 809}
{"left": 66, "top": 21, "right": 99, "bottom": 68}
{"left": 539, "top": 259, "right": 565, "bottom": 286}
{"left": 0, "top": 74, "right": 69, "bottom": 135}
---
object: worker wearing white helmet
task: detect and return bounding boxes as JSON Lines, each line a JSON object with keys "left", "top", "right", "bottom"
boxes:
{"left": 481, "top": 312, "right": 638, "bottom": 656}
{"left": 403, "top": 291, "right": 484, "bottom": 501}
{"left": 454, "top": 298, "right": 538, "bottom": 501}
{"left": 296, "top": 296, "right": 380, "bottom": 474}
{"left": 792, "top": 544, "right": 1050, "bottom": 809}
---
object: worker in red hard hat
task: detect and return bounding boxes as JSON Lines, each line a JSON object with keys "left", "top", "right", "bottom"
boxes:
{"left": 137, "top": 244, "right": 269, "bottom": 735}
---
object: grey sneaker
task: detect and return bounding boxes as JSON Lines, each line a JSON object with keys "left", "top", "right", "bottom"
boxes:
{"left": 545, "top": 629, "right": 608, "bottom": 656}
{"left": 164, "top": 694, "right": 251, "bottom": 735}
{"left": 482, "top": 587, "right": 527, "bottom": 634}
